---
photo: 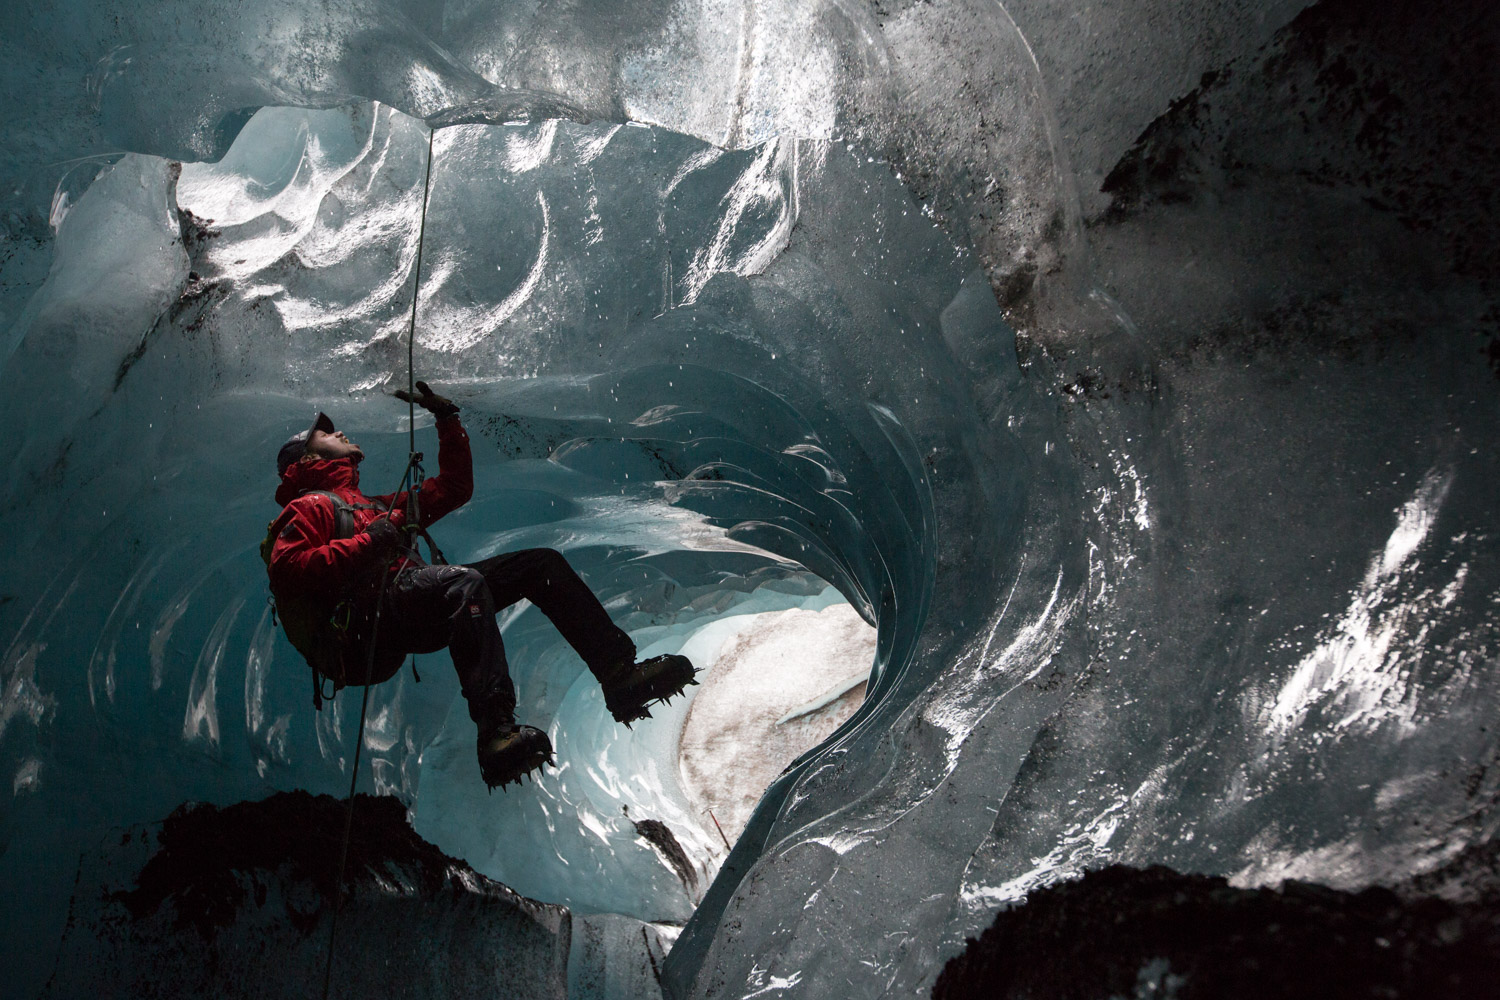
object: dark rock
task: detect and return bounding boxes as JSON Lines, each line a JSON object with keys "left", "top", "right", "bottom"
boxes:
{"left": 933, "top": 857, "right": 1500, "bottom": 1000}
{"left": 1100, "top": 0, "right": 1500, "bottom": 282}
{"left": 42, "top": 790, "right": 570, "bottom": 1000}
{"left": 632, "top": 817, "right": 699, "bottom": 894}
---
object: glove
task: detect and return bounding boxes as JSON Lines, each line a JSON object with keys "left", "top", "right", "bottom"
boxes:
{"left": 394, "top": 380, "right": 459, "bottom": 419}
{"left": 364, "top": 517, "right": 403, "bottom": 560}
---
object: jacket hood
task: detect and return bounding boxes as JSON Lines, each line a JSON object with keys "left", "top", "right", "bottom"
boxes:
{"left": 275, "top": 457, "right": 361, "bottom": 506}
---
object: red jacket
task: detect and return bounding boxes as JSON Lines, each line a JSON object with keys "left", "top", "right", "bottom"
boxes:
{"left": 268, "top": 414, "right": 473, "bottom": 601}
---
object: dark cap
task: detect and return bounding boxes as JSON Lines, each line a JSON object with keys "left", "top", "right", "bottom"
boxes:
{"left": 276, "top": 411, "right": 336, "bottom": 477}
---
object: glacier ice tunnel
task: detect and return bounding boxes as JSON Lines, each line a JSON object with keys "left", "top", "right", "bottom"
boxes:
{"left": 3, "top": 0, "right": 1498, "bottom": 997}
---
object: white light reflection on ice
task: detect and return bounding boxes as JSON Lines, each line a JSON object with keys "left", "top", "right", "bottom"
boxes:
{"left": 0, "top": 644, "right": 52, "bottom": 745}
{"left": 924, "top": 565, "right": 1074, "bottom": 769}
{"left": 743, "top": 965, "right": 803, "bottom": 998}
{"left": 961, "top": 795, "right": 1127, "bottom": 910}
{"left": 679, "top": 139, "right": 798, "bottom": 305}
{"left": 182, "top": 593, "right": 247, "bottom": 745}
{"left": 503, "top": 119, "right": 560, "bottom": 173}
{"left": 420, "top": 190, "right": 550, "bottom": 352}
{"left": 1266, "top": 467, "right": 1456, "bottom": 738}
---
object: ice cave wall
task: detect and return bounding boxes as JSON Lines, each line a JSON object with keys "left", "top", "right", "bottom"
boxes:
{"left": 2, "top": 1, "right": 1498, "bottom": 999}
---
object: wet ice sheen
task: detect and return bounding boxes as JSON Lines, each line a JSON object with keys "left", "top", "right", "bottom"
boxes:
{"left": 2, "top": 3, "right": 1498, "bottom": 1000}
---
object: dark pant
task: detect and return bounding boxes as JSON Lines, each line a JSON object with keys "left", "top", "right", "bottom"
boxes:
{"left": 362, "top": 548, "right": 635, "bottom": 731}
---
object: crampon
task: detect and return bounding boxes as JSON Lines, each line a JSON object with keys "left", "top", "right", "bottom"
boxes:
{"left": 477, "top": 724, "right": 555, "bottom": 791}
{"left": 602, "top": 653, "right": 700, "bottom": 725}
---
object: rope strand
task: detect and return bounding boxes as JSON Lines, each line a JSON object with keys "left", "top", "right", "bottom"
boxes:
{"left": 319, "top": 577, "right": 387, "bottom": 999}
{"left": 320, "top": 124, "right": 436, "bottom": 1000}
{"left": 407, "top": 126, "right": 435, "bottom": 462}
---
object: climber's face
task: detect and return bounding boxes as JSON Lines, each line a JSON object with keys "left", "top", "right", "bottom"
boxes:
{"left": 303, "top": 428, "right": 364, "bottom": 464}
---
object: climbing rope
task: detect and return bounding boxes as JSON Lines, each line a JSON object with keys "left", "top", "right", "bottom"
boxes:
{"left": 319, "top": 123, "right": 438, "bottom": 1000}
{"left": 407, "top": 125, "right": 435, "bottom": 483}
{"left": 318, "top": 543, "right": 390, "bottom": 999}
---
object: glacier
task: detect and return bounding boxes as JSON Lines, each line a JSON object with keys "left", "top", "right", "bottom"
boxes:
{"left": 2, "top": 0, "right": 1497, "bottom": 997}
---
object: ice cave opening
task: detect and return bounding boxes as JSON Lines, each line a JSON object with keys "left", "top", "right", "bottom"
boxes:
{"left": 5, "top": 94, "right": 985, "bottom": 994}
{"left": 161, "top": 101, "right": 945, "bottom": 923}
{"left": 4, "top": 1, "right": 1499, "bottom": 998}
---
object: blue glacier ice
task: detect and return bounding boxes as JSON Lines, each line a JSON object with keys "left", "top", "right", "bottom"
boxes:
{"left": 2, "top": 1, "right": 1497, "bottom": 998}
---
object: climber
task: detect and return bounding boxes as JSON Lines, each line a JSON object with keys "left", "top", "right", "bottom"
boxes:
{"left": 263, "top": 382, "right": 697, "bottom": 789}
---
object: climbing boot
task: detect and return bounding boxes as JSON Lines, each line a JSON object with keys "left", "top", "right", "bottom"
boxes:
{"left": 600, "top": 654, "right": 699, "bottom": 725}
{"left": 476, "top": 723, "right": 554, "bottom": 791}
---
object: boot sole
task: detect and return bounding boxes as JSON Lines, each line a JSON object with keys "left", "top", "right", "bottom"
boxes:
{"left": 607, "top": 655, "right": 700, "bottom": 725}
{"left": 479, "top": 729, "right": 556, "bottom": 791}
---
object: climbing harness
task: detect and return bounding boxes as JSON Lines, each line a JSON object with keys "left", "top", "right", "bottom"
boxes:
{"left": 319, "top": 124, "right": 439, "bottom": 1000}
{"left": 260, "top": 489, "right": 393, "bottom": 709}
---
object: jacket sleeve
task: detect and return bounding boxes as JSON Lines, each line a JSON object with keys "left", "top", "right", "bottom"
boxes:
{"left": 376, "top": 413, "right": 473, "bottom": 527}
{"left": 267, "top": 495, "right": 384, "bottom": 595}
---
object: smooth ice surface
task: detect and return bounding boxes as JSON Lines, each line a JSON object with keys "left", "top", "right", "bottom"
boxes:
{"left": 3, "top": 3, "right": 1498, "bottom": 999}
{"left": 413, "top": 582, "right": 870, "bottom": 922}
{"left": 569, "top": 913, "right": 680, "bottom": 1000}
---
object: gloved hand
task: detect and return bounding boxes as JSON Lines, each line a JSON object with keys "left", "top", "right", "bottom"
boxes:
{"left": 394, "top": 380, "right": 459, "bottom": 418}
{"left": 364, "top": 517, "right": 403, "bottom": 560}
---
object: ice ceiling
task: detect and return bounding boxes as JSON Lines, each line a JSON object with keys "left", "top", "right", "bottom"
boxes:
{"left": 2, "top": 1, "right": 1497, "bottom": 998}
